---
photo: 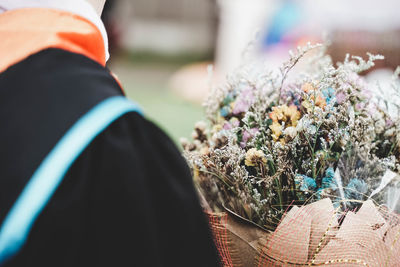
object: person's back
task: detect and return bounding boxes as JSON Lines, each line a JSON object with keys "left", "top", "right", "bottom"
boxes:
{"left": 0, "top": 1, "right": 220, "bottom": 266}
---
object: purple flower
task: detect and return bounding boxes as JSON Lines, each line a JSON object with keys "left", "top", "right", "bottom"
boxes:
{"left": 240, "top": 131, "right": 251, "bottom": 148}
{"left": 355, "top": 102, "right": 365, "bottom": 110}
{"left": 232, "top": 88, "right": 254, "bottom": 115}
{"left": 223, "top": 121, "right": 232, "bottom": 130}
{"left": 231, "top": 118, "right": 240, "bottom": 127}
{"left": 249, "top": 128, "right": 259, "bottom": 135}
{"left": 336, "top": 92, "right": 346, "bottom": 104}
{"left": 240, "top": 128, "right": 259, "bottom": 148}
{"left": 223, "top": 118, "right": 240, "bottom": 130}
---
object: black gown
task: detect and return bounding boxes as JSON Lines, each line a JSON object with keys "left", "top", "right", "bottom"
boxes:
{"left": 0, "top": 48, "right": 220, "bottom": 266}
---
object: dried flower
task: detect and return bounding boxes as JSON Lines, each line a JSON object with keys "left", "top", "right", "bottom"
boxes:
{"left": 220, "top": 106, "right": 230, "bottom": 117}
{"left": 269, "top": 122, "right": 283, "bottom": 141}
{"left": 336, "top": 92, "right": 346, "bottom": 104}
{"left": 183, "top": 43, "right": 400, "bottom": 229}
{"left": 314, "top": 94, "right": 327, "bottom": 109}
{"left": 295, "top": 174, "right": 317, "bottom": 193}
{"left": 283, "top": 126, "right": 297, "bottom": 141}
{"left": 232, "top": 88, "right": 254, "bottom": 114}
{"left": 212, "top": 124, "right": 223, "bottom": 133}
{"left": 322, "top": 87, "right": 336, "bottom": 105}
{"left": 180, "top": 137, "right": 189, "bottom": 149}
{"left": 301, "top": 83, "right": 314, "bottom": 93}
{"left": 269, "top": 105, "right": 300, "bottom": 126}
{"left": 240, "top": 128, "right": 259, "bottom": 148}
{"left": 245, "top": 148, "right": 267, "bottom": 166}
{"left": 195, "top": 121, "right": 207, "bottom": 132}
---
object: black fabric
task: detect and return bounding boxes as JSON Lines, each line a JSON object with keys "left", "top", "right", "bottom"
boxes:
{"left": 0, "top": 49, "right": 220, "bottom": 267}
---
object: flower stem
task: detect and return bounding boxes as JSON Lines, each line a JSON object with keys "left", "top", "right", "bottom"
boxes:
{"left": 275, "top": 177, "right": 283, "bottom": 211}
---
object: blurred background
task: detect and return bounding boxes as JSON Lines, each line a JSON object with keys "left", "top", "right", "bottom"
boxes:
{"left": 103, "top": 0, "right": 400, "bottom": 144}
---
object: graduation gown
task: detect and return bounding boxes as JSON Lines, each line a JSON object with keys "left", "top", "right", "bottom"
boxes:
{"left": 0, "top": 8, "right": 220, "bottom": 267}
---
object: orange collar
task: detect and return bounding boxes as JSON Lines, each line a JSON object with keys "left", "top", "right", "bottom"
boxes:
{"left": 0, "top": 8, "right": 106, "bottom": 73}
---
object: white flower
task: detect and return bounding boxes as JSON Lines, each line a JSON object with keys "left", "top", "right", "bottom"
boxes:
{"left": 245, "top": 148, "right": 267, "bottom": 166}
{"left": 296, "top": 118, "right": 306, "bottom": 132}
{"left": 284, "top": 126, "right": 297, "bottom": 141}
{"left": 384, "top": 128, "right": 395, "bottom": 137}
{"left": 191, "top": 130, "right": 199, "bottom": 139}
{"left": 195, "top": 121, "right": 207, "bottom": 132}
{"left": 375, "top": 119, "right": 385, "bottom": 135}
{"left": 180, "top": 137, "right": 189, "bottom": 147}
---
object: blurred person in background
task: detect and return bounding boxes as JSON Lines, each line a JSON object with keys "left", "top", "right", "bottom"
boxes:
{"left": 0, "top": 0, "right": 220, "bottom": 266}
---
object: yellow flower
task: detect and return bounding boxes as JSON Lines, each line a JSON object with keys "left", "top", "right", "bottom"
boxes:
{"left": 302, "top": 95, "right": 326, "bottom": 113}
{"left": 315, "top": 94, "right": 326, "bottom": 108}
{"left": 301, "top": 81, "right": 327, "bottom": 111}
{"left": 269, "top": 106, "right": 285, "bottom": 122}
{"left": 230, "top": 117, "right": 239, "bottom": 124}
{"left": 301, "top": 82, "right": 315, "bottom": 93}
{"left": 269, "top": 104, "right": 300, "bottom": 126}
{"left": 269, "top": 111, "right": 278, "bottom": 122}
{"left": 286, "top": 105, "right": 301, "bottom": 126}
{"left": 245, "top": 148, "right": 267, "bottom": 166}
{"left": 213, "top": 124, "right": 223, "bottom": 133}
{"left": 268, "top": 104, "right": 301, "bottom": 141}
{"left": 302, "top": 100, "right": 312, "bottom": 112}
{"left": 269, "top": 122, "right": 282, "bottom": 141}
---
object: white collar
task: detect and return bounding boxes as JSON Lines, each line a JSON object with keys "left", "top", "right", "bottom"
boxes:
{"left": 0, "top": 0, "right": 109, "bottom": 61}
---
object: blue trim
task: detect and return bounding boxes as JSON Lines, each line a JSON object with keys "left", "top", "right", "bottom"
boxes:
{"left": 0, "top": 96, "right": 142, "bottom": 265}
